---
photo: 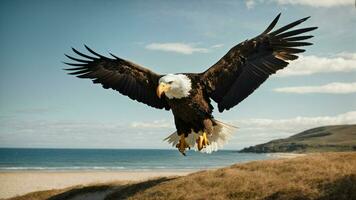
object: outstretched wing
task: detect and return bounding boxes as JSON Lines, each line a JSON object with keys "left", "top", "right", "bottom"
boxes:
{"left": 202, "top": 13, "right": 317, "bottom": 112}
{"left": 64, "top": 46, "right": 170, "bottom": 110}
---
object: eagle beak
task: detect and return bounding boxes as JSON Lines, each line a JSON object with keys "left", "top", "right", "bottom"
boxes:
{"left": 156, "top": 83, "right": 170, "bottom": 98}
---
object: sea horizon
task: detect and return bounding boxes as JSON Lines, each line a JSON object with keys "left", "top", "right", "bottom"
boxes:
{"left": 0, "top": 148, "right": 270, "bottom": 171}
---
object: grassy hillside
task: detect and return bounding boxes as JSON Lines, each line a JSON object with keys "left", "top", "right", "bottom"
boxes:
{"left": 240, "top": 124, "right": 356, "bottom": 153}
{"left": 9, "top": 152, "right": 356, "bottom": 200}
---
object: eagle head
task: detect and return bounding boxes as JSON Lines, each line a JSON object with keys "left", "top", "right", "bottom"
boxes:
{"left": 157, "top": 74, "right": 192, "bottom": 99}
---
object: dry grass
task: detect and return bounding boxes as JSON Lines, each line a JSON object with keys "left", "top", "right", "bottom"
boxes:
{"left": 7, "top": 152, "right": 356, "bottom": 200}
{"left": 122, "top": 152, "right": 356, "bottom": 200}
{"left": 6, "top": 188, "right": 66, "bottom": 200}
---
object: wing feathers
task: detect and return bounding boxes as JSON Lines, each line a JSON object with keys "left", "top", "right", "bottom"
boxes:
{"left": 275, "top": 27, "right": 318, "bottom": 38}
{"left": 63, "top": 62, "right": 87, "bottom": 67}
{"left": 68, "top": 69, "right": 91, "bottom": 75}
{"left": 274, "top": 47, "right": 306, "bottom": 54}
{"left": 64, "top": 54, "right": 90, "bottom": 63}
{"left": 84, "top": 45, "right": 109, "bottom": 59}
{"left": 203, "top": 13, "right": 317, "bottom": 112}
{"left": 284, "top": 35, "right": 313, "bottom": 41}
{"left": 270, "top": 16, "right": 310, "bottom": 36}
{"left": 272, "top": 41, "right": 313, "bottom": 47}
{"left": 64, "top": 46, "right": 170, "bottom": 110}
{"left": 71, "top": 47, "right": 96, "bottom": 60}
{"left": 274, "top": 53, "right": 298, "bottom": 61}
{"left": 261, "top": 13, "right": 281, "bottom": 35}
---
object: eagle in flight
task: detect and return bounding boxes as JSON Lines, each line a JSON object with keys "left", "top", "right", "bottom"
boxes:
{"left": 64, "top": 14, "right": 317, "bottom": 155}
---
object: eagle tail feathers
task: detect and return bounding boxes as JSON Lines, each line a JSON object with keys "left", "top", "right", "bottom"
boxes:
{"left": 164, "top": 120, "right": 237, "bottom": 154}
{"left": 201, "top": 120, "right": 237, "bottom": 154}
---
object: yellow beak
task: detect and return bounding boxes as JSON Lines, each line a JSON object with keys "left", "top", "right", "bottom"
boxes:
{"left": 156, "top": 83, "right": 170, "bottom": 98}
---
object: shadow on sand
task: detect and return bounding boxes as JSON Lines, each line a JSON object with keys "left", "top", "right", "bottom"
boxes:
{"left": 47, "top": 177, "right": 176, "bottom": 200}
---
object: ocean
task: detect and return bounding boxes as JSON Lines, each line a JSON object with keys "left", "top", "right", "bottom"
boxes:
{"left": 0, "top": 148, "right": 270, "bottom": 171}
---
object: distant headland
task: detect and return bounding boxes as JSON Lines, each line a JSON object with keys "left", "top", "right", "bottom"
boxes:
{"left": 239, "top": 124, "right": 356, "bottom": 153}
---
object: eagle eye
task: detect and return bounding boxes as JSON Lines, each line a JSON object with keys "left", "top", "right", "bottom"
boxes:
{"left": 168, "top": 81, "right": 173, "bottom": 84}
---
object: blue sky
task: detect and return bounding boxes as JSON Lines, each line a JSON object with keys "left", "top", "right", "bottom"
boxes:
{"left": 0, "top": 0, "right": 355, "bottom": 149}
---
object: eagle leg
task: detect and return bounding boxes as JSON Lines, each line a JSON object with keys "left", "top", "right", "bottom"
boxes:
{"left": 196, "top": 132, "right": 210, "bottom": 151}
{"left": 176, "top": 134, "right": 189, "bottom": 156}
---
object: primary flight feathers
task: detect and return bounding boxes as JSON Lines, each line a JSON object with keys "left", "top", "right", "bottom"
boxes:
{"left": 64, "top": 45, "right": 170, "bottom": 110}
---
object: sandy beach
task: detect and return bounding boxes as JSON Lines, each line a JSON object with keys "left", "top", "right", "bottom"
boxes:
{"left": 0, "top": 170, "right": 194, "bottom": 199}
{"left": 0, "top": 153, "right": 306, "bottom": 199}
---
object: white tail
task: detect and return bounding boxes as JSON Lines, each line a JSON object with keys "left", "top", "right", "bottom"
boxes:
{"left": 164, "top": 120, "right": 237, "bottom": 154}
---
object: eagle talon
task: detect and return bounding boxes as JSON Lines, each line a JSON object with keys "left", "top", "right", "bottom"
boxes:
{"left": 196, "top": 132, "right": 210, "bottom": 151}
{"left": 176, "top": 134, "right": 189, "bottom": 155}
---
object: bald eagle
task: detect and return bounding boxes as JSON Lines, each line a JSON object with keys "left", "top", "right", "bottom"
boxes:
{"left": 64, "top": 14, "right": 317, "bottom": 155}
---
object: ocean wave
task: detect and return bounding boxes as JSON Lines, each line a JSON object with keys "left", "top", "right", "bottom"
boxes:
{"left": 0, "top": 166, "right": 126, "bottom": 171}
{"left": 0, "top": 166, "right": 204, "bottom": 171}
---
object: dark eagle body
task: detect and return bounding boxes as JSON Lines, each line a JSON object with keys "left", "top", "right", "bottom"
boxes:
{"left": 166, "top": 74, "right": 215, "bottom": 136}
{"left": 64, "top": 14, "right": 317, "bottom": 155}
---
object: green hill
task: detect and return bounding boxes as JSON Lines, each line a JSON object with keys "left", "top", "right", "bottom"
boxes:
{"left": 239, "top": 124, "right": 356, "bottom": 153}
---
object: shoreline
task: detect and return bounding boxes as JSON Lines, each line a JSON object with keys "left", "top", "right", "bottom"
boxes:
{"left": 0, "top": 153, "right": 305, "bottom": 199}
{"left": 0, "top": 170, "right": 195, "bottom": 199}
{"left": 0, "top": 168, "right": 199, "bottom": 173}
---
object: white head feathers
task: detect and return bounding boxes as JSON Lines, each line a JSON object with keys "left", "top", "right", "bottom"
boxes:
{"left": 159, "top": 74, "right": 192, "bottom": 99}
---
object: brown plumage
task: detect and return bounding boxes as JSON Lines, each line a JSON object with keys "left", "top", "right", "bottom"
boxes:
{"left": 64, "top": 47, "right": 169, "bottom": 110}
{"left": 203, "top": 14, "right": 316, "bottom": 112}
{"left": 64, "top": 13, "right": 317, "bottom": 154}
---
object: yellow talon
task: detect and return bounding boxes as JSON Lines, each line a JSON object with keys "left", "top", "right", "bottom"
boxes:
{"left": 196, "top": 132, "right": 210, "bottom": 151}
{"left": 176, "top": 134, "right": 189, "bottom": 156}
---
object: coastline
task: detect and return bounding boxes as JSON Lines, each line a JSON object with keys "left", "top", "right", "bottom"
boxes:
{"left": 0, "top": 170, "right": 195, "bottom": 199}
{"left": 0, "top": 153, "right": 305, "bottom": 199}
{"left": 2, "top": 152, "right": 355, "bottom": 200}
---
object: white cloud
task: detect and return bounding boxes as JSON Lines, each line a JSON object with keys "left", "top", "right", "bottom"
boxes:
{"left": 1, "top": 111, "right": 355, "bottom": 149}
{"left": 145, "top": 43, "right": 209, "bottom": 55}
{"left": 245, "top": 0, "right": 256, "bottom": 9}
{"left": 228, "top": 111, "right": 356, "bottom": 148}
{"left": 274, "top": 0, "right": 353, "bottom": 7}
{"left": 276, "top": 54, "right": 356, "bottom": 77}
{"left": 246, "top": 0, "right": 353, "bottom": 8}
{"left": 0, "top": 119, "right": 174, "bottom": 148}
{"left": 232, "top": 111, "right": 356, "bottom": 134}
{"left": 274, "top": 82, "right": 356, "bottom": 94}
{"left": 210, "top": 44, "right": 224, "bottom": 48}
{"left": 130, "top": 120, "right": 174, "bottom": 129}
